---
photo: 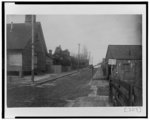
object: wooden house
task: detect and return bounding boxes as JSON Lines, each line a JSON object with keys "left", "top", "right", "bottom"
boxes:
{"left": 106, "top": 45, "right": 142, "bottom": 106}
{"left": 7, "top": 15, "right": 52, "bottom": 77}
{"left": 105, "top": 45, "right": 142, "bottom": 82}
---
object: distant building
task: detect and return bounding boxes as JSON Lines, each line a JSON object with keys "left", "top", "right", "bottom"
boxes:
{"left": 105, "top": 45, "right": 142, "bottom": 83}
{"left": 53, "top": 46, "right": 72, "bottom": 72}
{"left": 54, "top": 45, "right": 62, "bottom": 54}
{"left": 101, "top": 58, "right": 107, "bottom": 76}
{"left": 62, "top": 49, "right": 70, "bottom": 57}
{"left": 46, "top": 50, "right": 53, "bottom": 73}
{"left": 7, "top": 15, "right": 52, "bottom": 76}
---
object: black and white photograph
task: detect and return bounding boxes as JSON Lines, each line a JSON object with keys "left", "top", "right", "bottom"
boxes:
{"left": 3, "top": 2, "right": 148, "bottom": 118}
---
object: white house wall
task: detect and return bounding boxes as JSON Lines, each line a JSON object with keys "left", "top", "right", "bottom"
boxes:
{"left": 8, "top": 52, "right": 22, "bottom": 66}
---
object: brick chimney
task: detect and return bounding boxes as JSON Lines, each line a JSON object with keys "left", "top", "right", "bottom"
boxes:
{"left": 25, "top": 15, "right": 36, "bottom": 23}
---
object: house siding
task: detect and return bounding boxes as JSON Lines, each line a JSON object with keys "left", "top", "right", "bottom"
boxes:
{"left": 7, "top": 52, "right": 22, "bottom": 66}
{"left": 7, "top": 51, "right": 23, "bottom": 76}
{"left": 22, "top": 37, "right": 46, "bottom": 74}
{"left": 105, "top": 45, "right": 142, "bottom": 81}
{"left": 35, "top": 34, "right": 46, "bottom": 73}
{"left": 110, "top": 60, "right": 142, "bottom": 82}
{"left": 22, "top": 40, "right": 32, "bottom": 72}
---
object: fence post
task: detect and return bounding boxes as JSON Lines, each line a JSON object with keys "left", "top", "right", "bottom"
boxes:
{"left": 91, "top": 65, "right": 94, "bottom": 80}
{"left": 109, "top": 77, "right": 112, "bottom": 103}
{"left": 129, "top": 85, "right": 133, "bottom": 106}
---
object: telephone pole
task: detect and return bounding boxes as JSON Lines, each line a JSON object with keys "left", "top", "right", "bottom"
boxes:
{"left": 78, "top": 43, "right": 80, "bottom": 70}
{"left": 31, "top": 15, "right": 35, "bottom": 83}
{"left": 88, "top": 51, "right": 91, "bottom": 65}
{"left": 91, "top": 56, "right": 94, "bottom": 81}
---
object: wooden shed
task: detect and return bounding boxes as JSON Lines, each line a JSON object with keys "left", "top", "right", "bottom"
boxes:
{"left": 105, "top": 45, "right": 142, "bottom": 106}
{"left": 105, "top": 45, "right": 142, "bottom": 82}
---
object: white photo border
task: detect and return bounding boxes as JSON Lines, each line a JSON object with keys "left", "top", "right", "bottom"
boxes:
{"left": 2, "top": 1, "right": 148, "bottom": 118}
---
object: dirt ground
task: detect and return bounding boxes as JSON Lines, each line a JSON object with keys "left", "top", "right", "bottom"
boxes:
{"left": 7, "top": 68, "right": 97, "bottom": 107}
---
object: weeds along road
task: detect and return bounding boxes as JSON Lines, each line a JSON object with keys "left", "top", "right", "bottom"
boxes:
{"left": 7, "top": 68, "right": 97, "bottom": 107}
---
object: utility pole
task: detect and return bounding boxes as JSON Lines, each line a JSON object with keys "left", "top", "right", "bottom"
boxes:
{"left": 78, "top": 43, "right": 80, "bottom": 70}
{"left": 92, "top": 56, "right": 93, "bottom": 65}
{"left": 88, "top": 51, "right": 91, "bottom": 65}
{"left": 31, "top": 15, "right": 35, "bottom": 83}
{"left": 92, "top": 56, "right": 94, "bottom": 80}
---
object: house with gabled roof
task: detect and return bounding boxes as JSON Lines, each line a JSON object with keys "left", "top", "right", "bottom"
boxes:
{"left": 7, "top": 15, "right": 53, "bottom": 77}
{"left": 105, "top": 45, "right": 142, "bottom": 82}
{"left": 106, "top": 45, "right": 142, "bottom": 60}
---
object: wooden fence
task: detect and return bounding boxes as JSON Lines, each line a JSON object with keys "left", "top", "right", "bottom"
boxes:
{"left": 109, "top": 78, "right": 142, "bottom": 106}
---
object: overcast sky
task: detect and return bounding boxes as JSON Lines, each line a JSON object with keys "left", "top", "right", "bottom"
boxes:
{"left": 7, "top": 15, "right": 142, "bottom": 65}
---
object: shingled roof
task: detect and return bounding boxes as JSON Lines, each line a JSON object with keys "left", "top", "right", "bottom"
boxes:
{"left": 106, "top": 45, "right": 142, "bottom": 60}
{"left": 7, "top": 22, "right": 48, "bottom": 54}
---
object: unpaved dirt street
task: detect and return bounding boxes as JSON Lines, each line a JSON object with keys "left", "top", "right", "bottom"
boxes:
{"left": 7, "top": 68, "right": 96, "bottom": 107}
